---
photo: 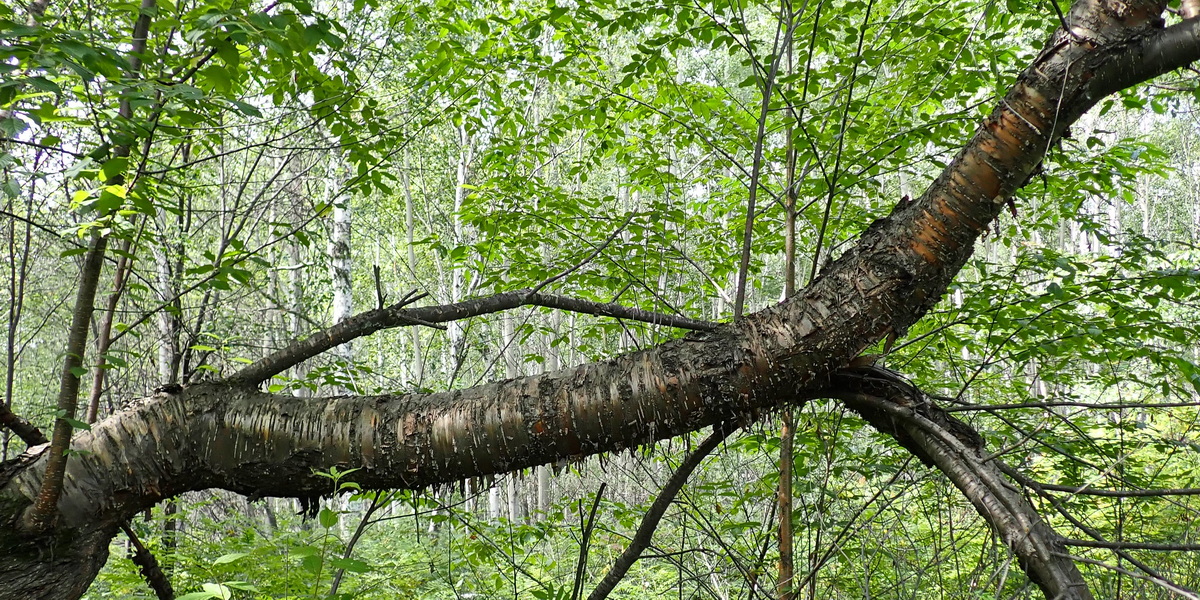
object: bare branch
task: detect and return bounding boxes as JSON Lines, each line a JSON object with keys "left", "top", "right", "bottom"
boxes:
{"left": 1064, "top": 539, "right": 1200, "bottom": 551}
{"left": 946, "top": 400, "right": 1200, "bottom": 412}
{"left": 588, "top": 423, "right": 735, "bottom": 600}
{"left": 228, "top": 288, "right": 717, "bottom": 386}
{"left": 995, "top": 444, "right": 1180, "bottom": 587}
{"left": 1013, "top": 480, "right": 1200, "bottom": 497}
{"left": 0, "top": 403, "right": 48, "bottom": 447}
{"left": 531, "top": 213, "right": 635, "bottom": 296}
{"left": 1062, "top": 554, "right": 1200, "bottom": 599}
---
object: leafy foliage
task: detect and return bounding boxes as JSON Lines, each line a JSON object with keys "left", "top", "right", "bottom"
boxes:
{"left": 4, "top": 0, "right": 1200, "bottom": 596}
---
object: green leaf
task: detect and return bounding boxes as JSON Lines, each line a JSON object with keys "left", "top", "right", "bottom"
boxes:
{"left": 214, "top": 39, "right": 240, "bottom": 68}
{"left": 63, "top": 417, "right": 91, "bottom": 431}
{"left": 300, "top": 554, "right": 323, "bottom": 573}
{"left": 26, "top": 76, "right": 61, "bottom": 94}
{"left": 99, "top": 157, "right": 128, "bottom": 182}
{"left": 69, "top": 366, "right": 88, "bottom": 378}
{"left": 330, "top": 557, "right": 370, "bottom": 572}
{"left": 175, "top": 593, "right": 217, "bottom": 600}
{"left": 318, "top": 507, "right": 338, "bottom": 528}
{"left": 200, "top": 65, "right": 232, "bottom": 94}
{"left": 201, "top": 583, "right": 232, "bottom": 600}
{"left": 229, "top": 100, "right": 261, "bottom": 117}
{"left": 212, "top": 552, "right": 248, "bottom": 565}
{"left": 0, "top": 116, "right": 26, "bottom": 137}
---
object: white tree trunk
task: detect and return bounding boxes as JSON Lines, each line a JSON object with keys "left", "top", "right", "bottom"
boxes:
{"left": 152, "top": 242, "right": 176, "bottom": 383}
{"left": 445, "top": 125, "right": 473, "bottom": 381}
{"left": 288, "top": 240, "right": 308, "bottom": 398}
{"left": 329, "top": 184, "right": 352, "bottom": 351}
{"left": 502, "top": 316, "right": 524, "bottom": 522}
{"left": 401, "top": 163, "right": 424, "bottom": 386}
{"left": 535, "top": 312, "right": 561, "bottom": 514}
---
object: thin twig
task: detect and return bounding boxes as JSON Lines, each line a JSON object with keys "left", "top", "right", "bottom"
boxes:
{"left": 531, "top": 212, "right": 636, "bottom": 295}
{"left": 587, "top": 423, "right": 735, "bottom": 600}
{"left": 572, "top": 482, "right": 607, "bottom": 600}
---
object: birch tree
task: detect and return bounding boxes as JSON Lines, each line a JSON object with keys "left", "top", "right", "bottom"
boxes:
{"left": 3, "top": 0, "right": 1200, "bottom": 597}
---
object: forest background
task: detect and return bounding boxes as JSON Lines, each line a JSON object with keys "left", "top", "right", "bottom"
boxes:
{"left": 4, "top": 0, "right": 1200, "bottom": 598}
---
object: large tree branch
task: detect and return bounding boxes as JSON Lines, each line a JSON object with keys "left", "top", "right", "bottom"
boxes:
{"left": 826, "top": 366, "right": 1093, "bottom": 600}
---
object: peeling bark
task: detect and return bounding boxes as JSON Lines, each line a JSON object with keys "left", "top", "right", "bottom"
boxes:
{"left": 828, "top": 366, "right": 1093, "bottom": 600}
{"left": 3, "top": 1, "right": 1200, "bottom": 597}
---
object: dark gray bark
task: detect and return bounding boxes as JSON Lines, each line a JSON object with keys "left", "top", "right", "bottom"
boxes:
{"left": 830, "top": 367, "right": 1093, "bottom": 599}
{"left": 227, "top": 288, "right": 717, "bottom": 386}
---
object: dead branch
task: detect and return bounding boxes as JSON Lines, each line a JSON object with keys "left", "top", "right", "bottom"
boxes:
{"left": 229, "top": 288, "right": 717, "bottom": 386}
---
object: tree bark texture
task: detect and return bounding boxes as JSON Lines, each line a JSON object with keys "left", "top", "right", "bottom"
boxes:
{"left": 830, "top": 367, "right": 1094, "bottom": 600}
{"left": 3, "top": 1, "right": 1200, "bottom": 597}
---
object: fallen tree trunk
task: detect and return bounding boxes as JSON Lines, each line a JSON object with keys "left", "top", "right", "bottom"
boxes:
{"left": 2, "top": 0, "right": 1198, "bottom": 597}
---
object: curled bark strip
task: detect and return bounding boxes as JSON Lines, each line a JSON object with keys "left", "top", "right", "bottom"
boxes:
{"left": 827, "top": 366, "right": 1093, "bottom": 600}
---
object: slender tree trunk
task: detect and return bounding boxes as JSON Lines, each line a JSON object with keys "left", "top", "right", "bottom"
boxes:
{"left": 502, "top": 316, "right": 523, "bottom": 522}
{"left": 2, "top": 180, "right": 33, "bottom": 461}
{"left": 446, "top": 125, "right": 473, "bottom": 383}
{"left": 778, "top": 16, "right": 799, "bottom": 598}
{"left": 21, "top": 233, "right": 107, "bottom": 532}
{"left": 153, "top": 240, "right": 180, "bottom": 384}
{"left": 401, "top": 158, "right": 424, "bottom": 386}
{"left": 85, "top": 243, "right": 131, "bottom": 424}
{"left": 329, "top": 171, "right": 352, "bottom": 361}
{"left": 289, "top": 240, "right": 308, "bottom": 396}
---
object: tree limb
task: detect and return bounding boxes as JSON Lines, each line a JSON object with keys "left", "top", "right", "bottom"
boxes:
{"left": 120, "top": 522, "right": 173, "bottom": 600}
{"left": 826, "top": 365, "right": 1094, "bottom": 600}
{"left": 1062, "top": 553, "right": 1200, "bottom": 599}
{"left": 0, "top": 404, "right": 48, "bottom": 447}
{"left": 6, "top": 1, "right": 1200, "bottom": 597}
{"left": 587, "top": 422, "right": 735, "bottom": 600}
{"left": 229, "top": 288, "right": 718, "bottom": 386}
{"left": 21, "top": 233, "right": 108, "bottom": 534}
{"left": 1014, "top": 480, "right": 1200, "bottom": 497}
{"left": 1064, "top": 538, "right": 1200, "bottom": 551}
